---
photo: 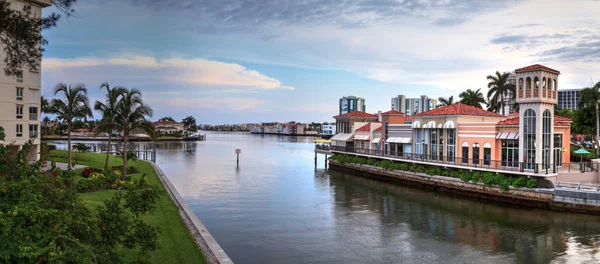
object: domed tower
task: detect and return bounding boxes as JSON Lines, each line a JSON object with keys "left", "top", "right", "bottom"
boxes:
{"left": 515, "top": 64, "right": 560, "bottom": 172}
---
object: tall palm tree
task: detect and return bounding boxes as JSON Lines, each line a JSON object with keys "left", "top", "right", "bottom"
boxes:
{"left": 579, "top": 81, "right": 600, "bottom": 156}
{"left": 181, "top": 115, "right": 197, "bottom": 133}
{"left": 40, "top": 96, "right": 50, "bottom": 114}
{"left": 437, "top": 96, "right": 454, "bottom": 107}
{"left": 94, "top": 82, "right": 126, "bottom": 172}
{"left": 49, "top": 83, "right": 93, "bottom": 168}
{"left": 114, "top": 88, "right": 155, "bottom": 180}
{"left": 486, "top": 96, "right": 501, "bottom": 112}
{"left": 459, "top": 88, "right": 486, "bottom": 109}
{"left": 486, "top": 71, "right": 516, "bottom": 116}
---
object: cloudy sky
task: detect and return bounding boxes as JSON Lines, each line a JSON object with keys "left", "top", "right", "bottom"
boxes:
{"left": 42, "top": 0, "right": 600, "bottom": 124}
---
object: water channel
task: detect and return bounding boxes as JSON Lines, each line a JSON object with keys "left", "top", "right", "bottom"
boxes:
{"left": 50, "top": 132, "right": 600, "bottom": 264}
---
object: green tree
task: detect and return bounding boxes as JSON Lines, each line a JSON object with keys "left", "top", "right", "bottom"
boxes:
{"left": 114, "top": 88, "right": 155, "bottom": 180}
{"left": 40, "top": 96, "right": 50, "bottom": 114}
{"left": 160, "top": 116, "right": 175, "bottom": 122}
{"left": 94, "top": 82, "right": 126, "bottom": 172}
{"left": 486, "top": 71, "right": 516, "bottom": 116}
{"left": 0, "top": 0, "right": 77, "bottom": 75}
{"left": 437, "top": 96, "right": 454, "bottom": 107}
{"left": 579, "top": 81, "right": 600, "bottom": 155}
{"left": 49, "top": 83, "right": 92, "bottom": 168}
{"left": 181, "top": 115, "right": 197, "bottom": 133}
{"left": 459, "top": 88, "right": 486, "bottom": 109}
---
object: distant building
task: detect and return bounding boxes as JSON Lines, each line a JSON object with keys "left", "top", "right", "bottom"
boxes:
{"left": 152, "top": 119, "right": 184, "bottom": 135}
{"left": 321, "top": 124, "right": 336, "bottom": 138}
{"left": 503, "top": 72, "right": 517, "bottom": 114}
{"left": 339, "top": 96, "right": 366, "bottom": 115}
{"left": 557, "top": 88, "right": 582, "bottom": 110}
{"left": 391, "top": 95, "right": 437, "bottom": 116}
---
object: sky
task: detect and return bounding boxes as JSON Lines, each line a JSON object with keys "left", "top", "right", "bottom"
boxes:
{"left": 41, "top": 0, "right": 600, "bottom": 124}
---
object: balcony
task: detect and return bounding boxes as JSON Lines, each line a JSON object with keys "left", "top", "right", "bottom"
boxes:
{"left": 329, "top": 145, "right": 579, "bottom": 176}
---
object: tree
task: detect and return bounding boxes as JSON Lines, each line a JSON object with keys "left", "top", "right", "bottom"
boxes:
{"left": 486, "top": 71, "right": 516, "bottom": 116}
{"left": 181, "top": 115, "right": 197, "bottom": 133}
{"left": 95, "top": 82, "right": 126, "bottom": 172}
{"left": 0, "top": 0, "right": 77, "bottom": 75}
{"left": 41, "top": 96, "right": 50, "bottom": 114}
{"left": 579, "top": 81, "right": 600, "bottom": 155}
{"left": 437, "top": 96, "right": 454, "bottom": 107}
{"left": 49, "top": 83, "right": 92, "bottom": 168}
{"left": 159, "top": 116, "right": 174, "bottom": 122}
{"left": 459, "top": 88, "right": 486, "bottom": 109}
{"left": 486, "top": 96, "right": 501, "bottom": 113}
{"left": 114, "top": 88, "right": 155, "bottom": 180}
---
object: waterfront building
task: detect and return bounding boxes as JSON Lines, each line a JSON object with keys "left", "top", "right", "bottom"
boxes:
{"left": 353, "top": 122, "right": 382, "bottom": 153}
{"left": 152, "top": 119, "right": 184, "bottom": 135}
{"left": 321, "top": 124, "right": 337, "bottom": 137}
{"left": 557, "top": 88, "right": 582, "bottom": 110}
{"left": 339, "top": 96, "right": 366, "bottom": 115}
{"left": 391, "top": 95, "right": 438, "bottom": 116}
{"left": 331, "top": 111, "right": 378, "bottom": 148}
{"left": 331, "top": 64, "right": 573, "bottom": 177}
{"left": 0, "top": 0, "right": 52, "bottom": 160}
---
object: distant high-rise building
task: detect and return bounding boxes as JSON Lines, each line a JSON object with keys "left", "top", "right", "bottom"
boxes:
{"left": 339, "top": 96, "right": 366, "bottom": 115}
{"left": 391, "top": 95, "right": 437, "bottom": 116}
{"left": 557, "top": 88, "right": 582, "bottom": 110}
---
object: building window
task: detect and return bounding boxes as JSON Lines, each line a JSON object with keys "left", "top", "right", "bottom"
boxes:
{"left": 447, "top": 129, "right": 455, "bottom": 162}
{"left": 29, "top": 124, "right": 38, "bottom": 138}
{"left": 16, "top": 124, "right": 23, "bottom": 137}
{"left": 430, "top": 129, "right": 437, "bottom": 160}
{"left": 16, "top": 105, "right": 23, "bottom": 119}
{"left": 29, "top": 107, "right": 38, "bottom": 121}
{"left": 438, "top": 129, "right": 444, "bottom": 161}
{"left": 524, "top": 109, "right": 536, "bottom": 170}
{"left": 16, "top": 87, "right": 23, "bottom": 101}
{"left": 472, "top": 143, "right": 480, "bottom": 166}
{"left": 502, "top": 139, "right": 519, "bottom": 167}
{"left": 483, "top": 143, "right": 491, "bottom": 166}
{"left": 423, "top": 129, "right": 429, "bottom": 159}
{"left": 414, "top": 128, "right": 422, "bottom": 158}
{"left": 16, "top": 71, "right": 23, "bottom": 83}
{"left": 554, "top": 133, "right": 563, "bottom": 167}
{"left": 542, "top": 110, "right": 551, "bottom": 169}
{"left": 462, "top": 142, "right": 469, "bottom": 164}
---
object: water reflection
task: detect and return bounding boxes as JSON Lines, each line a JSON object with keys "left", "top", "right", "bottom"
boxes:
{"left": 48, "top": 133, "right": 600, "bottom": 264}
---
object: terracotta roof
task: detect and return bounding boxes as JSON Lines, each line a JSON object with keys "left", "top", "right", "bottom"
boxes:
{"left": 356, "top": 123, "right": 371, "bottom": 131}
{"left": 333, "top": 111, "right": 378, "bottom": 118}
{"left": 496, "top": 115, "right": 573, "bottom": 126}
{"left": 413, "top": 103, "right": 504, "bottom": 117}
{"left": 515, "top": 64, "right": 560, "bottom": 74}
{"left": 405, "top": 116, "right": 413, "bottom": 121}
{"left": 153, "top": 120, "right": 181, "bottom": 125}
{"left": 375, "top": 126, "right": 383, "bottom": 131}
{"left": 382, "top": 110, "right": 404, "bottom": 115}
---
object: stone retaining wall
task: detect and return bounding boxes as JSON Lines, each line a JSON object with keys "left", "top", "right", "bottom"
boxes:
{"left": 330, "top": 161, "right": 600, "bottom": 215}
{"left": 149, "top": 162, "right": 233, "bottom": 264}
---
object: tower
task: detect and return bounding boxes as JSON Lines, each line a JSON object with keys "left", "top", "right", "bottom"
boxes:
{"left": 515, "top": 64, "right": 560, "bottom": 172}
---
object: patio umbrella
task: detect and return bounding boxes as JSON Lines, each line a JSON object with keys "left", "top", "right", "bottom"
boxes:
{"left": 574, "top": 148, "right": 591, "bottom": 170}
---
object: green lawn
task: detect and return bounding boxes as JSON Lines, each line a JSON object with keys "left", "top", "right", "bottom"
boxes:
{"left": 47, "top": 150, "right": 207, "bottom": 264}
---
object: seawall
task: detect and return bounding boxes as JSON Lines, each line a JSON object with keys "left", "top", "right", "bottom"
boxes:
{"left": 149, "top": 162, "right": 233, "bottom": 264}
{"left": 329, "top": 161, "right": 600, "bottom": 215}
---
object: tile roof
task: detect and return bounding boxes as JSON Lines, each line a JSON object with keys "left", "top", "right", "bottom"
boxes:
{"left": 413, "top": 103, "right": 504, "bottom": 117}
{"left": 496, "top": 115, "right": 573, "bottom": 126}
{"left": 356, "top": 123, "right": 371, "bottom": 131}
{"left": 375, "top": 126, "right": 383, "bottom": 131}
{"left": 405, "top": 116, "right": 413, "bottom": 121}
{"left": 382, "top": 110, "right": 404, "bottom": 115}
{"left": 333, "top": 111, "right": 378, "bottom": 118}
{"left": 515, "top": 64, "right": 560, "bottom": 74}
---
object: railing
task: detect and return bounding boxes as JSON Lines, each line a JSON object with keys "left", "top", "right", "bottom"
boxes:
{"left": 556, "top": 181, "right": 600, "bottom": 191}
{"left": 315, "top": 145, "right": 331, "bottom": 151}
{"left": 329, "top": 145, "right": 587, "bottom": 175}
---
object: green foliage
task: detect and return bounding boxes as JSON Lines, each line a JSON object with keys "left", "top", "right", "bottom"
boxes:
{"left": 117, "top": 151, "right": 138, "bottom": 162}
{"left": 0, "top": 126, "right": 4, "bottom": 141}
{"left": 459, "top": 88, "right": 486, "bottom": 109}
{"left": 527, "top": 178, "right": 537, "bottom": 188}
{"left": 460, "top": 173, "right": 472, "bottom": 183}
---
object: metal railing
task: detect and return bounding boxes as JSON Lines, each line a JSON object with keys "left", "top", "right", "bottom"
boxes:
{"left": 329, "top": 145, "right": 588, "bottom": 175}
{"left": 556, "top": 181, "right": 600, "bottom": 191}
{"left": 315, "top": 145, "right": 331, "bottom": 151}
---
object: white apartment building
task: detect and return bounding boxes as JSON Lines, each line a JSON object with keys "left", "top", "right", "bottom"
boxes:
{"left": 0, "top": 0, "right": 52, "bottom": 160}
{"left": 321, "top": 124, "right": 336, "bottom": 136}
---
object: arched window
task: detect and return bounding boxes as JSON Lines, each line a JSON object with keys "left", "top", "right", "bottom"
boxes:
{"left": 524, "top": 109, "right": 536, "bottom": 170}
{"left": 547, "top": 79, "right": 553, "bottom": 98}
{"left": 447, "top": 129, "right": 455, "bottom": 163}
{"left": 483, "top": 142, "right": 491, "bottom": 166}
{"left": 519, "top": 78, "right": 524, "bottom": 98}
{"left": 534, "top": 77, "right": 540, "bottom": 97}
{"left": 526, "top": 77, "right": 532, "bottom": 98}
{"left": 543, "top": 110, "right": 552, "bottom": 169}
{"left": 472, "top": 142, "right": 480, "bottom": 166}
{"left": 462, "top": 142, "right": 469, "bottom": 164}
{"left": 542, "top": 77, "right": 547, "bottom": 98}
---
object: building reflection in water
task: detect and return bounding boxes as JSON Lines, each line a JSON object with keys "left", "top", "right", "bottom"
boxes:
{"left": 326, "top": 170, "right": 600, "bottom": 263}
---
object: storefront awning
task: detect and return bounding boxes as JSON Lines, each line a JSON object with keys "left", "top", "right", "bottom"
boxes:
{"left": 353, "top": 135, "right": 370, "bottom": 140}
{"left": 497, "top": 132, "right": 519, "bottom": 140}
{"left": 386, "top": 137, "right": 412, "bottom": 144}
{"left": 331, "top": 133, "right": 354, "bottom": 142}
{"left": 371, "top": 138, "right": 381, "bottom": 144}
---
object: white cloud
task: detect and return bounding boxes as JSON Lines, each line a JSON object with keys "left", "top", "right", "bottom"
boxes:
{"left": 42, "top": 55, "right": 295, "bottom": 91}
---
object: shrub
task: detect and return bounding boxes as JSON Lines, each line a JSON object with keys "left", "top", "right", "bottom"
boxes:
{"left": 460, "top": 173, "right": 472, "bottom": 183}
{"left": 81, "top": 167, "right": 103, "bottom": 178}
{"left": 527, "top": 178, "right": 537, "bottom": 188}
{"left": 111, "top": 165, "right": 139, "bottom": 174}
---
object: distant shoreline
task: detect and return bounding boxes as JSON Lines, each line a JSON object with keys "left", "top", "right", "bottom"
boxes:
{"left": 42, "top": 135, "right": 206, "bottom": 142}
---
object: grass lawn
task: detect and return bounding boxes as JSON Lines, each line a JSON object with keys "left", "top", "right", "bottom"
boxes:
{"left": 46, "top": 150, "right": 207, "bottom": 264}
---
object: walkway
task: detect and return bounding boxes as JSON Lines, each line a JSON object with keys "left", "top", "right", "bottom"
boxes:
{"left": 41, "top": 161, "right": 87, "bottom": 171}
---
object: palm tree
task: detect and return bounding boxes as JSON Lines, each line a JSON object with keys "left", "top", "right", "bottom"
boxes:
{"left": 437, "top": 96, "right": 454, "bottom": 107}
{"left": 41, "top": 96, "right": 50, "bottom": 114}
{"left": 181, "top": 116, "right": 197, "bottom": 133}
{"left": 486, "top": 96, "right": 501, "bottom": 112}
{"left": 459, "top": 88, "right": 486, "bottom": 109}
{"left": 114, "top": 88, "right": 155, "bottom": 180}
{"left": 579, "top": 81, "right": 600, "bottom": 156}
{"left": 49, "top": 83, "right": 93, "bottom": 168}
{"left": 94, "top": 82, "right": 126, "bottom": 172}
{"left": 486, "top": 71, "right": 516, "bottom": 116}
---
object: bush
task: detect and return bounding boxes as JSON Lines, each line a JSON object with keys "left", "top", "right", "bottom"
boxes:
{"left": 81, "top": 167, "right": 103, "bottom": 178}
{"left": 527, "top": 178, "right": 537, "bottom": 188}
{"left": 460, "top": 174, "right": 472, "bottom": 183}
{"left": 513, "top": 177, "right": 528, "bottom": 188}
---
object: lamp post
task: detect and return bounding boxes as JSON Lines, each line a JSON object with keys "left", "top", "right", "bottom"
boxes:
{"left": 235, "top": 148, "right": 241, "bottom": 165}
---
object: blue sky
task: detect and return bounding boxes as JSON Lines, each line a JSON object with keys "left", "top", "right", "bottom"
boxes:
{"left": 41, "top": 0, "right": 600, "bottom": 124}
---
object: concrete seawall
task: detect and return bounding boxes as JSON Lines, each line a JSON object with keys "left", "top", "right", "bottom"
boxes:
{"left": 149, "top": 162, "right": 233, "bottom": 264}
{"left": 330, "top": 161, "right": 600, "bottom": 215}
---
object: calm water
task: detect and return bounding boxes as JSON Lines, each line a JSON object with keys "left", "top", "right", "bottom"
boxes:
{"left": 52, "top": 133, "right": 600, "bottom": 264}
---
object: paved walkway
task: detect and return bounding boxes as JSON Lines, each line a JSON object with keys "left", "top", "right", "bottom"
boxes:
{"left": 41, "top": 161, "right": 87, "bottom": 171}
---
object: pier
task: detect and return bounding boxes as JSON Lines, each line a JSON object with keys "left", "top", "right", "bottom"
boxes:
{"left": 314, "top": 139, "right": 332, "bottom": 168}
